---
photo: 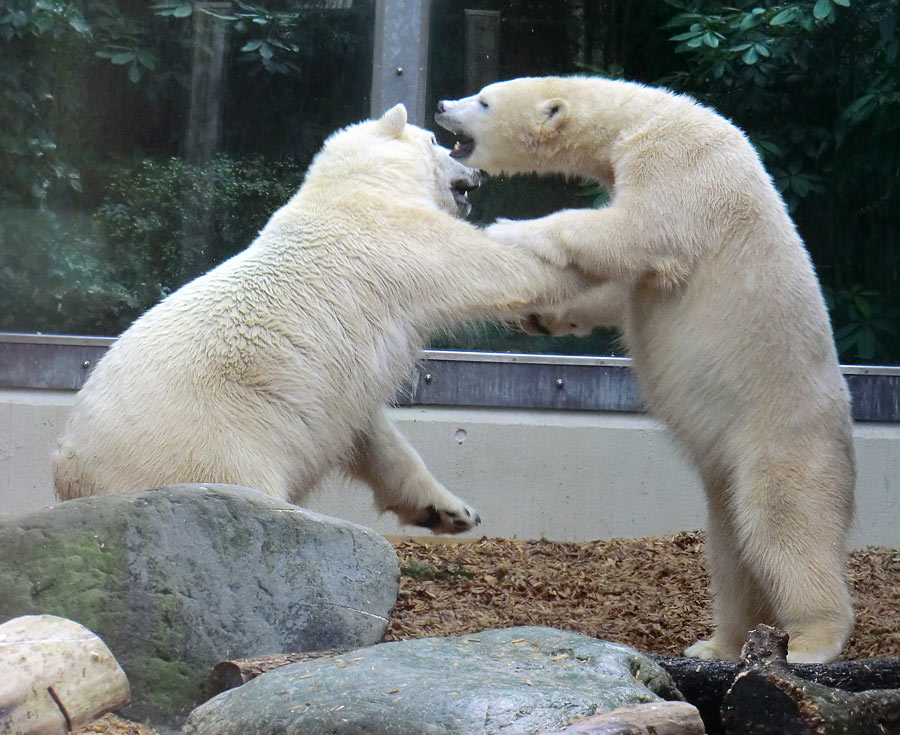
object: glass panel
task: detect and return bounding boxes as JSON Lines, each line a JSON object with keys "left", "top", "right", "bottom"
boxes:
{"left": 0, "top": 0, "right": 374, "bottom": 337}
{"left": 3, "top": 1, "right": 898, "bottom": 366}
{"left": 425, "top": 1, "right": 900, "bottom": 364}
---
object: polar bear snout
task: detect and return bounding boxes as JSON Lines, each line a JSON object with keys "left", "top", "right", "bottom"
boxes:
{"left": 435, "top": 99, "right": 478, "bottom": 161}
{"left": 449, "top": 167, "right": 481, "bottom": 218}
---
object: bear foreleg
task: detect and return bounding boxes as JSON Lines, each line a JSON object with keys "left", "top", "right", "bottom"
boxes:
{"left": 486, "top": 207, "right": 693, "bottom": 289}
{"left": 348, "top": 408, "right": 480, "bottom": 534}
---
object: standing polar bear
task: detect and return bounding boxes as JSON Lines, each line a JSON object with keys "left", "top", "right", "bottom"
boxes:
{"left": 437, "top": 76, "right": 855, "bottom": 662}
{"left": 54, "top": 103, "right": 586, "bottom": 534}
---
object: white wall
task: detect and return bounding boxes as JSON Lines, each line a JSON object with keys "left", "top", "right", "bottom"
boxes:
{"left": 2, "top": 388, "right": 898, "bottom": 548}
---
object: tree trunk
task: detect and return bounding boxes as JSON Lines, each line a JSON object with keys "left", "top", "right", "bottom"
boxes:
{"left": 0, "top": 614, "right": 130, "bottom": 734}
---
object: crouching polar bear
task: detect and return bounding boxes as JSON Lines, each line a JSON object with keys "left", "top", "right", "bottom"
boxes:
{"left": 54, "top": 103, "right": 586, "bottom": 534}
{"left": 437, "top": 76, "right": 855, "bottom": 662}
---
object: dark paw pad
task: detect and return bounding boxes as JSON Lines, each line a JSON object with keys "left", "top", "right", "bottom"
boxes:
{"left": 415, "top": 505, "right": 443, "bottom": 529}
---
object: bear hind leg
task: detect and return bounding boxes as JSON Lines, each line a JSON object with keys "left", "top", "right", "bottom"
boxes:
{"left": 685, "top": 481, "right": 773, "bottom": 660}
{"left": 730, "top": 457, "right": 854, "bottom": 664}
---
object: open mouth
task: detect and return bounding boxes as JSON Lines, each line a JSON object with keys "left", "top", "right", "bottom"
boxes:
{"left": 451, "top": 175, "right": 479, "bottom": 217}
{"left": 450, "top": 137, "right": 475, "bottom": 160}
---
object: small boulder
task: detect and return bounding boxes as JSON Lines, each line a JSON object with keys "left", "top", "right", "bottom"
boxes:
{"left": 0, "top": 484, "right": 399, "bottom": 726}
{"left": 182, "top": 626, "right": 683, "bottom": 735}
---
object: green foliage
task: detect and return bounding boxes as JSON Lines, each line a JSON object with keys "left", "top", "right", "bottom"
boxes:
{"left": 824, "top": 285, "right": 900, "bottom": 363}
{"left": 0, "top": 208, "right": 147, "bottom": 335}
{"left": 575, "top": 179, "right": 612, "bottom": 209}
{"left": 153, "top": 1, "right": 305, "bottom": 75}
{"left": 0, "top": 156, "right": 304, "bottom": 335}
{"left": 2, "top": 0, "right": 371, "bottom": 207}
{"left": 657, "top": 0, "right": 900, "bottom": 363}
{"left": 95, "top": 155, "right": 305, "bottom": 291}
{"left": 0, "top": 1, "right": 89, "bottom": 206}
{"left": 1, "top": 0, "right": 371, "bottom": 334}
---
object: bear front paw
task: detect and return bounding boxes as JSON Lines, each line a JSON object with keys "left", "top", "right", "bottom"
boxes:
{"left": 684, "top": 638, "right": 731, "bottom": 661}
{"left": 486, "top": 219, "right": 569, "bottom": 268}
{"left": 414, "top": 503, "right": 481, "bottom": 534}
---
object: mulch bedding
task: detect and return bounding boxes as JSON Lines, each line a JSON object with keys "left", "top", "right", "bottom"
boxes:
{"left": 386, "top": 532, "right": 900, "bottom": 660}
{"left": 75, "top": 531, "right": 900, "bottom": 735}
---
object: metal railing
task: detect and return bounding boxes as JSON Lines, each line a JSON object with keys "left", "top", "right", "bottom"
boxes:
{"left": 2, "top": 333, "right": 898, "bottom": 422}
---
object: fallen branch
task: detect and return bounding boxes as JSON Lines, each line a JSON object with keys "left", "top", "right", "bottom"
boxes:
{"left": 0, "top": 614, "right": 130, "bottom": 734}
{"left": 652, "top": 642, "right": 900, "bottom": 733}
{"left": 720, "top": 625, "right": 900, "bottom": 735}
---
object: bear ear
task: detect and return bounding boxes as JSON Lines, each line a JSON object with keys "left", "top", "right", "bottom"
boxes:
{"left": 536, "top": 98, "right": 569, "bottom": 134}
{"left": 377, "top": 103, "right": 408, "bottom": 137}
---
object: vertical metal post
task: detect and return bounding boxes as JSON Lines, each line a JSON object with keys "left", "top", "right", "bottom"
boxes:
{"left": 464, "top": 9, "right": 500, "bottom": 94}
{"left": 185, "top": 3, "right": 231, "bottom": 164}
{"left": 181, "top": 3, "right": 231, "bottom": 276}
{"left": 371, "top": 0, "right": 432, "bottom": 126}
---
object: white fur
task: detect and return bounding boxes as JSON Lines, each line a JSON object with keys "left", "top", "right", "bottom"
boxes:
{"left": 54, "top": 103, "right": 587, "bottom": 534}
{"left": 509, "top": 282, "right": 626, "bottom": 338}
{"left": 437, "top": 77, "right": 856, "bottom": 661}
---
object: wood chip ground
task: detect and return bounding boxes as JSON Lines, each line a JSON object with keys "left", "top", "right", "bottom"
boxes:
{"left": 387, "top": 532, "right": 900, "bottom": 660}
{"left": 74, "top": 532, "right": 900, "bottom": 735}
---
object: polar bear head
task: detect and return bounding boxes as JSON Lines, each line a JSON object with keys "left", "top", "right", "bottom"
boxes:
{"left": 307, "top": 103, "right": 481, "bottom": 218}
{"left": 435, "top": 77, "right": 573, "bottom": 176}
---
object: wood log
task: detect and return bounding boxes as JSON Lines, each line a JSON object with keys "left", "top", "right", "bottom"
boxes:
{"left": 652, "top": 645, "right": 900, "bottom": 733}
{"left": 204, "top": 649, "right": 348, "bottom": 700}
{"left": 0, "top": 615, "right": 130, "bottom": 735}
{"left": 720, "top": 624, "right": 900, "bottom": 735}
{"left": 653, "top": 653, "right": 900, "bottom": 697}
{"left": 537, "top": 701, "right": 705, "bottom": 735}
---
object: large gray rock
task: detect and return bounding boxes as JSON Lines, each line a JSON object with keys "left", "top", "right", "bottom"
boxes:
{"left": 0, "top": 484, "right": 399, "bottom": 725}
{"left": 182, "top": 626, "right": 682, "bottom": 735}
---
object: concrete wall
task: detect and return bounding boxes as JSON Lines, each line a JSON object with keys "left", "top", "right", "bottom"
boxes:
{"left": 3, "top": 387, "right": 899, "bottom": 547}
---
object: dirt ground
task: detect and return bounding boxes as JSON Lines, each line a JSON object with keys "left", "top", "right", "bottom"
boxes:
{"left": 75, "top": 532, "right": 900, "bottom": 735}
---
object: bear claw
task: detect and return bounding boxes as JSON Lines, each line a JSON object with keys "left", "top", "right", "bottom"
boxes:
{"left": 415, "top": 504, "right": 480, "bottom": 534}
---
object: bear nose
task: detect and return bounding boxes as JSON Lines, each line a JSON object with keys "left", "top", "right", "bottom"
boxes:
{"left": 437, "top": 100, "right": 446, "bottom": 113}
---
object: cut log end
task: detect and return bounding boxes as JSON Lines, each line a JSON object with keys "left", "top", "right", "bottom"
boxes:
{"left": 0, "top": 614, "right": 130, "bottom": 734}
{"left": 739, "top": 624, "right": 790, "bottom": 668}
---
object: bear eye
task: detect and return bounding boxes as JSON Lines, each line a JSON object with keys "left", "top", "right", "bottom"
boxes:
{"left": 479, "top": 98, "right": 489, "bottom": 109}
{"left": 430, "top": 134, "right": 436, "bottom": 145}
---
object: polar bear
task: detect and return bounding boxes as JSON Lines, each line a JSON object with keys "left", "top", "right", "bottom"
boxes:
{"left": 436, "top": 76, "right": 856, "bottom": 662}
{"left": 54, "top": 103, "right": 587, "bottom": 534}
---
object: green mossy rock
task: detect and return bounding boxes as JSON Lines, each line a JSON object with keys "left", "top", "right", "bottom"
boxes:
{"left": 0, "top": 484, "right": 399, "bottom": 726}
{"left": 181, "top": 626, "right": 683, "bottom": 735}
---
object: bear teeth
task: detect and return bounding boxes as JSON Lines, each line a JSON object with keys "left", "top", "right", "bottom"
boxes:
{"left": 450, "top": 139, "right": 475, "bottom": 159}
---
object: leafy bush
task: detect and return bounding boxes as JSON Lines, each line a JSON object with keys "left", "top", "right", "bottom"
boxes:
{"left": 0, "top": 1, "right": 90, "bottom": 207}
{"left": 95, "top": 155, "right": 305, "bottom": 292}
{"left": 823, "top": 285, "right": 900, "bottom": 363}
{"left": 658, "top": 0, "right": 900, "bottom": 362}
{"left": 0, "top": 208, "right": 146, "bottom": 335}
{"left": 0, "top": 155, "right": 305, "bottom": 335}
